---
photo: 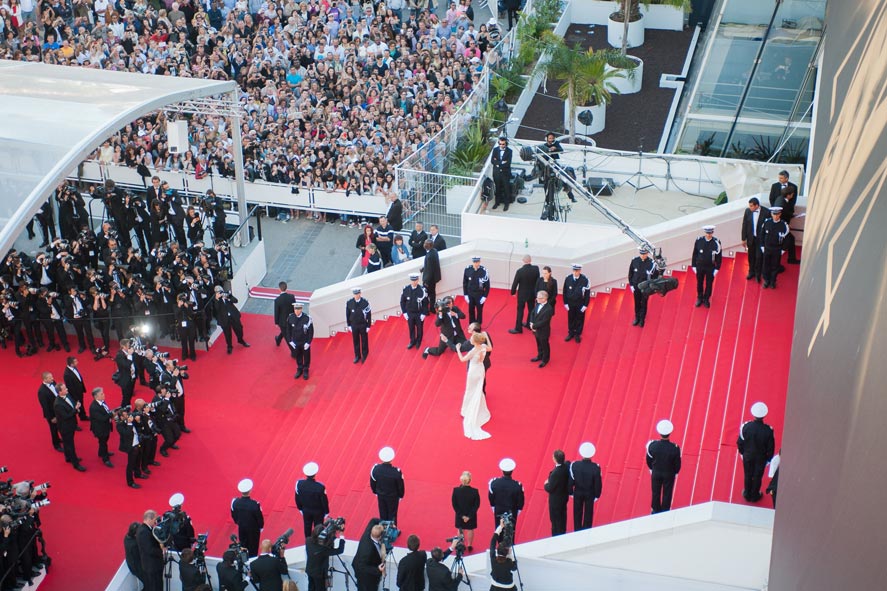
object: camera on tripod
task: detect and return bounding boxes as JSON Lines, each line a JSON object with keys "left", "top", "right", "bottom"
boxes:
{"left": 318, "top": 517, "right": 346, "bottom": 545}
{"left": 445, "top": 534, "right": 466, "bottom": 556}
{"left": 379, "top": 521, "right": 401, "bottom": 553}
{"left": 228, "top": 534, "right": 251, "bottom": 576}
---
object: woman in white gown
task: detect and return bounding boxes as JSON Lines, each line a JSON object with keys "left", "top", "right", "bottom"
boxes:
{"left": 456, "top": 333, "right": 492, "bottom": 440}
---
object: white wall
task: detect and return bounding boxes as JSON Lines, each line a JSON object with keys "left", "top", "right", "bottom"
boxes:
{"left": 571, "top": 0, "right": 686, "bottom": 31}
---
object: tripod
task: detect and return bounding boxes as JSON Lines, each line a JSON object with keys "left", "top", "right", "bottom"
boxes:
{"left": 328, "top": 552, "right": 358, "bottom": 591}
{"left": 511, "top": 546, "right": 525, "bottom": 591}
{"left": 381, "top": 548, "right": 398, "bottom": 591}
{"left": 540, "top": 165, "right": 571, "bottom": 223}
{"left": 450, "top": 549, "right": 473, "bottom": 590}
{"left": 623, "top": 141, "right": 656, "bottom": 195}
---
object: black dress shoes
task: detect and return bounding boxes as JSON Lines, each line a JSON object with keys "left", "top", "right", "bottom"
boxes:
{"left": 73, "top": 464, "right": 86, "bottom": 472}
{"left": 704, "top": 300, "right": 711, "bottom": 308}
{"left": 538, "top": 362, "right": 548, "bottom": 368}
{"left": 128, "top": 483, "right": 142, "bottom": 489}
{"left": 575, "top": 335, "right": 581, "bottom": 343}
{"left": 303, "top": 370, "right": 309, "bottom": 380}
{"left": 103, "top": 460, "right": 114, "bottom": 468}
{"left": 240, "top": 341, "right": 251, "bottom": 348}
{"left": 353, "top": 356, "right": 361, "bottom": 364}
{"left": 294, "top": 369, "right": 303, "bottom": 379}
{"left": 407, "top": 343, "right": 415, "bottom": 349}
{"left": 632, "top": 319, "right": 640, "bottom": 326}
{"left": 227, "top": 346, "right": 233, "bottom": 354}
{"left": 508, "top": 329, "right": 522, "bottom": 334}
{"left": 275, "top": 335, "right": 282, "bottom": 346}
{"left": 564, "top": 334, "right": 573, "bottom": 342}
{"left": 530, "top": 357, "right": 540, "bottom": 362}
{"left": 695, "top": 298, "right": 703, "bottom": 307}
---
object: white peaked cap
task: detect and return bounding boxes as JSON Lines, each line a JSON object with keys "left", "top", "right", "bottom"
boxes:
{"left": 656, "top": 419, "right": 674, "bottom": 436}
{"left": 237, "top": 478, "right": 254, "bottom": 493}
{"left": 751, "top": 402, "right": 769, "bottom": 418}
{"left": 379, "top": 447, "right": 396, "bottom": 462}
{"left": 579, "top": 442, "right": 596, "bottom": 458}
{"left": 499, "top": 458, "right": 516, "bottom": 471}
{"left": 303, "top": 462, "right": 319, "bottom": 477}
{"left": 169, "top": 493, "right": 185, "bottom": 507}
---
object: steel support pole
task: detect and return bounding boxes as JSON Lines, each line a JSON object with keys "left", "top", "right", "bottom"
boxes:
{"left": 229, "top": 89, "right": 249, "bottom": 246}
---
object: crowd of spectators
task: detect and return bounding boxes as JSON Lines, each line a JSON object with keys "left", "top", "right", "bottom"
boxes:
{"left": 0, "top": 0, "right": 502, "bottom": 219}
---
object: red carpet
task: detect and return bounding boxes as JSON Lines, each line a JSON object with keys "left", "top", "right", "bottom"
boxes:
{"left": 1, "top": 254, "right": 796, "bottom": 590}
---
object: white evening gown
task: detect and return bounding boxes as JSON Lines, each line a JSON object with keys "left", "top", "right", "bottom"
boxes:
{"left": 460, "top": 348, "right": 491, "bottom": 440}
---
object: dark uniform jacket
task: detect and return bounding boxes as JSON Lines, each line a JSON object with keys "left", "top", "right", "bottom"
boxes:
{"left": 396, "top": 549, "right": 428, "bottom": 591}
{"left": 646, "top": 439, "right": 682, "bottom": 477}
{"left": 274, "top": 292, "right": 296, "bottom": 328}
{"left": 295, "top": 477, "right": 329, "bottom": 515}
{"left": 231, "top": 496, "right": 265, "bottom": 536}
{"left": 285, "top": 313, "right": 314, "bottom": 345}
{"left": 511, "top": 264, "right": 540, "bottom": 301}
{"left": 345, "top": 297, "right": 372, "bottom": 329}
{"left": 737, "top": 419, "right": 776, "bottom": 462}
{"left": 463, "top": 265, "right": 490, "bottom": 299}
{"left": 249, "top": 554, "right": 288, "bottom": 591}
{"left": 491, "top": 145, "right": 512, "bottom": 174}
{"left": 563, "top": 273, "right": 590, "bottom": 306}
{"left": 691, "top": 236, "right": 722, "bottom": 272}
{"left": 400, "top": 284, "right": 429, "bottom": 315}
{"left": 423, "top": 248, "right": 441, "bottom": 285}
{"left": 761, "top": 217, "right": 789, "bottom": 249}
{"left": 569, "top": 459, "right": 603, "bottom": 499}
{"left": 89, "top": 399, "right": 114, "bottom": 438}
{"left": 628, "top": 257, "right": 659, "bottom": 288}
{"left": 543, "top": 462, "right": 570, "bottom": 506}
{"left": 371, "top": 463, "right": 405, "bottom": 499}
{"left": 488, "top": 476, "right": 525, "bottom": 514}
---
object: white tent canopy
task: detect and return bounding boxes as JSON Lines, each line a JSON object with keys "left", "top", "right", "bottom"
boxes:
{"left": 0, "top": 60, "right": 238, "bottom": 255}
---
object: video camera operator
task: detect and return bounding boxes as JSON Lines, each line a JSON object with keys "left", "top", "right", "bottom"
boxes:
{"left": 489, "top": 519, "right": 517, "bottom": 591}
{"left": 250, "top": 536, "right": 290, "bottom": 591}
{"left": 352, "top": 519, "right": 386, "bottom": 591}
{"left": 179, "top": 548, "right": 205, "bottom": 591}
{"left": 305, "top": 520, "right": 346, "bottom": 591}
{"left": 425, "top": 539, "right": 464, "bottom": 591}
{"left": 1, "top": 480, "right": 51, "bottom": 588}
{"left": 217, "top": 549, "right": 248, "bottom": 591}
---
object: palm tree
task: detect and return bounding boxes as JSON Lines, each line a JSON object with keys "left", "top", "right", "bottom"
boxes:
{"left": 536, "top": 32, "right": 621, "bottom": 141}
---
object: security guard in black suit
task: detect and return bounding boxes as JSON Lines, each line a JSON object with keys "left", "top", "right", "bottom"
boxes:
{"left": 400, "top": 273, "right": 429, "bottom": 350}
{"left": 462, "top": 257, "right": 490, "bottom": 325}
{"left": 737, "top": 402, "right": 776, "bottom": 502}
{"left": 296, "top": 462, "right": 330, "bottom": 539}
{"left": 285, "top": 302, "right": 314, "bottom": 380}
{"left": 628, "top": 247, "right": 659, "bottom": 327}
{"left": 741, "top": 197, "right": 769, "bottom": 281}
{"left": 370, "top": 447, "right": 405, "bottom": 522}
{"left": 543, "top": 450, "right": 570, "bottom": 536}
{"left": 231, "top": 478, "right": 264, "bottom": 557}
{"left": 563, "top": 264, "right": 590, "bottom": 341}
{"left": 491, "top": 137, "right": 513, "bottom": 210}
{"left": 89, "top": 387, "right": 115, "bottom": 467}
{"left": 646, "top": 420, "right": 682, "bottom": 514}
{"left": 569, "top": 442, "right": 602, "bottom": 531}
{"left": 488, "top": 458, "right": 525, "bottom": 533}
{"left": 273, "top": 281, "right": 295, "bottom": 347}
{"left": 346, "top": 287, "right": 372, "bottom": 363}
{"left": 690, "top": 225, "right": 722, "bottom": 308}
{"left": 760, "top": 207, "right": 789, "bottom": 289}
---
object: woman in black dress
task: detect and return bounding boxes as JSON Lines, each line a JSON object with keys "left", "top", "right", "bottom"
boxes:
{"left": 451, "top": 471, "right": 480, "bottom": 552}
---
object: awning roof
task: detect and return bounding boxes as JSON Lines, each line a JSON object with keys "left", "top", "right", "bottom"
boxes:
{"left": 0, "top": 60, "right": 235, "bottom": 254}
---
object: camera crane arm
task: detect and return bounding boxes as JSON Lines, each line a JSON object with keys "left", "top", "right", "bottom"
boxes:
{"left": 519, "top": 146, "right": 667, "bottom": 271}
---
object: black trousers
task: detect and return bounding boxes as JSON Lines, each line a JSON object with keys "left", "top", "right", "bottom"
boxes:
{"left": 467, "top": 295, "right": 485, "bottom": 325}
{"left": 307, "top": 573, "right": 326, "bottom": 591}
{"left": 783, "top": 231, "right": 798, "bottom": 261}
{"left": 573, "top": 494, "right": 594, "bottom": 530}
{"left": 651, "top": 474, "right": 676, "bottom": 513}
{"left": 356, "top": 575, "right": 382, "bottom": 591}
{"left": 742, "top": 456, "right": 767, "bottom": 499}
{"left": 515, "top": 297, "right": 532, "bottom": 330}
{"left": 125, "top": 445, "right": 141, "bottom": 485}
{"left": 762, "top": 247, "right": 782, "bottom": 285}
{"left": 119, "top": 380, "right": 135, "bottom": 408}
{"left": 140, "top": 437, "right": 157, "bottom": 470}
{"left": 633, "top": 289, "right": 649, "bottom": 321}
{"left": 70, "top": 317, "right": 96, "bottom": 351}
{"left": 239, "top": 527, "right": 260, "bottom": 558}
{"left": 60, "top": 429, "right": 78, "bottom": 464}
{"left": 377, "top": 495, "right": 399, "bottom": 522}
{"left": 534, "top": 333, "right": 550, "bottom": 362}
{"left": 41, "top": 319, "right": 69, "bottom": 349}
{"left": 301, "top": 512, "right": 324, "bottom": 539}
{"left": 566, "top": 303, "right": 585, "bottom": 335}
{"left": 46, "top": 418, "right": 61, "bottom": 448}
{"left": 180, "top": 325, "right": 196, "bottom": 359}
{"left": 407, "top": 312, "right": 424, "bottom": 346}
{"left": 746, "top": 237, "right": 762, "bottom": 278}
{"left": 96, "top": 434, "right": 110, "bottom": 460}
{"left": 695, "top": 268, "right": 715, "bottom": 301}
{"left": 424, "top": 282, "right": 437, "bottom": 308}
{"left": 493, "top": 170, "right": 510, "bottom": 205}
{"left": 549, "top": 499, "right": 567, "bottom": 536}
{"left": 426, "top": 334, "right": 466, "bottom": 356}
{"left": 220, "top": 319, "right": 245, "bottom": 347}
{"left": 295, "top": 344, "right": 311, "bottom": 370}
{"left": 351, "top": 327, "right": 369, "bottom": 359}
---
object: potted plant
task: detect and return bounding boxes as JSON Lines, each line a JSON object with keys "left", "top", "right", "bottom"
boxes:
{"left": 645, "top": 0, "right": 691, "bottom": 31}
{"left": 535, "top": 33, "right": 621, "bottom": 140}
{"left": 604, "top": 48, "right": 643, "bottom": 94}
{"left": 608, "top": 0, "right": 644, "bottom": 49}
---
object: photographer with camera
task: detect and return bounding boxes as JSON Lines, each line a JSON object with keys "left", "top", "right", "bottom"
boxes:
{"left": 397, "top": 535, "right": 427, "bottom": 591}
{"left": 115, "top": 407, "right": 145, "bottom": 488}
{"left": 54, "top": 383, "right": 86, "bottom": 472}
{"left": 88, "top": 387, "right": 115, "bottom": 468}
{"left": 114, "top": 339, "right": 137, "bottom": 408}
{"left": 488, "top": 519, "right": 517, "bottom": 591}
{"left": 36, "top": 288, "right": 69, "bottom": 353}
{"left": 231, "top": 479, "right": 264, "bottom": 558}
{"left": 152, "top": 384, "right": 182, "bottom": 458}
{"left": 179, "top": 548, "right": 206, "bottom": 591}
{"left": 422, "top": 297, "right": 467, "bottom": 359}
{"left": 214, "top": 286, "right": 250, "bottom": 354}
{"left": 175, "top": 292, "right": 198, "bottom": 361}
{"left": 132, "top": 399, "right": 161, "bottom": 476}
{"left": 250, "top": 536, "right": 290, "bottom": 591}
{"left": 217, "top": 549, "right": 249, "bottom": 591}
{"left": 305, "top": 520, "right": 346, "bottom": 591}
{"left": 426, "top": 539, "right": 464, "bottom": 591}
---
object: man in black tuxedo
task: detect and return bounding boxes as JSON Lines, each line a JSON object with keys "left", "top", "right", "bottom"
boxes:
{"left": 408, "top": 222, "right": 428, "bottom": 259}
{"left": 741, "top": 197, "right": 770, "bottom": 282}
{"left": 137, "top": 511, "right": 165, "bottom": 591}
{"left": 37, "top": 372, "right": 62, "bottom": 452}
{"left": 509, "top": 255, "right": 540, "bottom": 334}
{"left": 273, "top": 281, "right": 295, "bottom": 347}
{"left": 529, "top": 290, "right": 553, "bottom": 368}
{"left": 491, "top": 137, "right": 513, "bottom": 211}
{"left": 146, "top": 176, "right": 164, "bottom": 206}
{"left": 249, "top": 539, "right": 288, "bottom": 591}
{"left": 428, "top": 225, "right": 446, "bottom": 251}
{"left": 89, "top": 387, "right": 115, "bottom": 467}
{"left": 117, "top": 410, "right": 144, "bottom": 488}
{"left": 397, "top": 535, "right": 427, "bottom": 591}
{"left": 54, "top": 383, "right": 86, "bottom": 471}
{"left": 63, "top": 356, "right": 89, "bottom": 422}
{"left": 423, "top": 298, "right": 467, "bottom": 358}
{"left": 543, "top": 449, "right": 570, "bottom": 536}
{"left": 768, "top": 170, "right": 798, "bottom": 208}
{"left": 422, "top": 240, "right": 441, "bottom": 306}
{"left": 214, "top": 287, "right": 251, "bottom": 354}
{"left": 63, "top": 285, "right": 97, "bottom": 354}
{"left": 115, "top": 339, "right": 137, "bottom": 408}
{"left": 768, "top": 170, "right": 800, "bottom": 264}
{"left": 352, "top": 519, "right": 385, "bottom": 591}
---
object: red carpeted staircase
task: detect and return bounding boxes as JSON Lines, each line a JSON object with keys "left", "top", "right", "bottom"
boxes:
{"left": 0, "top": 253, "right": 795, "bottom": 590}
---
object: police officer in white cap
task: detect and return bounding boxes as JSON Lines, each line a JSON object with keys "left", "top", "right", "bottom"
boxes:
{"left": 462, "top": 256, "right": 490, "bottom": 325}
{"left": 646, "top": 420, "right": 682, "bottom": 513}
{"left": 285, "top": 301, "right": 314, "bottom": 380}
{"left": 569, "top": 442, "right": 602, "bottom": 531}
{"left": 370, "top": 446, "right": 404, "bottom": 522}
{"left": 760, "top": 206, "right": 789, "bottom": 289}
{"left": 691, "top": 225, "right": 722, "bottom": 308}
{"left": 400, "top": 273, "right": 429, "bottom": 350}
{"left": 167, "top": 493, "right": 197, "bottom": 551}
{"left": 737, "top": 402, "right": 776, "bottom": 502}
{"left": 488, "top": 458, "right": 525, "bottom": 534}
{"left": 296, "top": 462, "right": 329, "bottom": 538}
{"left": 231, "top": 478, "right": 264, "bottom": 557}
{"left": 562, "top": 264, "right": 590, "bottom": 342}
{"left": 345, "top": 287, "right": 372, "bottom": 363}
{"left": 628, "top": 247, "right": 659, "bottom": 327}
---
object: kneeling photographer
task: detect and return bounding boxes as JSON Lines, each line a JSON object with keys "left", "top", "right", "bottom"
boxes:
{"left": 250, "top": 530, "right": 291, "bottom": 591}
{"left": 425, "top": 536, "right": 466, "bottom": 591}
{"left": 305, "top": 518, "right": 346, "bottom": 591}
{"left": 489, "top": 518, "right": 517, "bottom": 591}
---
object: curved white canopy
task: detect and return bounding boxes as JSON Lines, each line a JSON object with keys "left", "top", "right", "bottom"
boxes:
{"left": 0, "top": 60, "right": 236, "bottom": 255}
